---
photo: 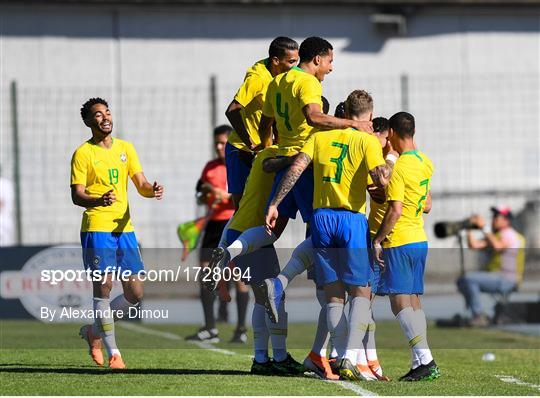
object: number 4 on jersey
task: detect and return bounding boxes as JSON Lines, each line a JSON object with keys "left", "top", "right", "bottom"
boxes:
{"left": 276, "top": 93, "right": 292, "bottom": 131}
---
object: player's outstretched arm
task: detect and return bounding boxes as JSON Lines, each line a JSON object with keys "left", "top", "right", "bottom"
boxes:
{"left": 372, "top": 200, "right": 403, "bottom": 266}
{"left": 303, "top": 103, "right": 373, "bottom": 133}
{"left": 131, "top": 172, "right": 164, "bottom": 199}
{"left": 225, "top": 100, "right": 256, "bottom": 150}
{"left": 265, "top": 153, "right": 311, "bottom": 232}
{"left": 71, "top": 184, "right": 115, "bottom": 207}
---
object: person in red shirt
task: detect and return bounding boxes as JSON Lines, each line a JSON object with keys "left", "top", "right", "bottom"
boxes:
{"left": 186, "top": 125, "right": 250, "bottom": 344}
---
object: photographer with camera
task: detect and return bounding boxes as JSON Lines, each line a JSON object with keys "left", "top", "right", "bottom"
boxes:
{"left": 457, "top": 206, "right": 526, "bottom": 327}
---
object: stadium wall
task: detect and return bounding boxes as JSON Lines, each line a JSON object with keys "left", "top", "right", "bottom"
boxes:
{"left": 1, "top": 4, "right": 539, "bottom": 251}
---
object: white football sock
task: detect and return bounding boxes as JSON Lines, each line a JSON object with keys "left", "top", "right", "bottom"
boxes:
{"left": 330, "top": 345, "right": 338, "bottom": 359}
{"left": 414, "top": 308, "right": 434, "bottom": 365}
{"left": 364, "top": 313, "right": 378, "bottom": 361}
{"left": 266, "top": 299, "right": 287, "bottom": 362}
{"left": 396, "top": 307, "right": 433, "bottom": 368}
{"left": 312, "top": 289, "right": 330, "bottom": 356}
{"left": 252, "top": 303, "right": 270, "bottom": 363}
{"left": 228, "top": 226, "right": 277, "bottom": 259}
{"left": 326, "top": 302, "right": 348, "bottom": 360}
{"left": 278, "top": 238, "right": 313, "bottom": 290}
{"left": 344, "top": 297, "right": 371, "bottom": 365}
{"left": 110, "top": 294, "right": 138, "bottom": 321}
{"left": 93, "top": 298, "right": 120, "bottom": 358}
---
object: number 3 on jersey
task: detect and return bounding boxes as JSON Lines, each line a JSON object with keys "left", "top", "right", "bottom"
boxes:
{"left": 416, "top": 178, "right": 430, "bottom": 215}
{"left": 323, "top": 142, "right": 349, "bottom": 184}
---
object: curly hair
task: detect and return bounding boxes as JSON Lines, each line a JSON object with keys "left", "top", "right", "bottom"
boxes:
{"left": 373, "top": 117, "right": 389, "bottom": 133}
{"left": 80, "top": 97, "right": 108, "bottom": 121}
{"left": 299, "top": 37, "right": 333, "bottom": 64}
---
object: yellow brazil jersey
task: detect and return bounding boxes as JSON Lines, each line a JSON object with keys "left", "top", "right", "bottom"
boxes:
{"left": 228, "top": 59, "right": 273, "bottom": 152}
{"left": 384, "top": 150, "right": 434, "bottom": 248}
{"left": 300, "top": 129, "right": 385, "bottom": 213}
{"left": 368, "top": 197, "right": 388, "bottom": 239}
{"left": 229, "top": 146, "right": 279, "bottom": 232}
{"left": 70, "top": 138, "right": 143, "bottom": 233}
{"left": 262, "top": 66, "right": 322, "bottom": 156}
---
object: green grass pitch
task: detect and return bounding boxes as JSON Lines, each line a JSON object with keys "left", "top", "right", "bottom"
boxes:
{"left": 1, "top": 320, "right": 539, "bottom": 395}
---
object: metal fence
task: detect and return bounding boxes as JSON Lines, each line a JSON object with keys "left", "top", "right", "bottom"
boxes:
{"left": 1, "top": 72, "right": 538, "bottom": 249}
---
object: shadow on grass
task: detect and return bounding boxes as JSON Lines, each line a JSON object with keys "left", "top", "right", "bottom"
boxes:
{"left": 0, "top": 367, "right": 252, "bottom": 376}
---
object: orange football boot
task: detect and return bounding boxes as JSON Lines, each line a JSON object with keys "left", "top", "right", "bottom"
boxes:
{"left": 109, "top": 354, "right": 126, "bottom": 369}
{"left": 303, "top": 351, "right": 340, "bottom": 380}
{"left": 79, "top": 324, "right": 104, "bottom": 366}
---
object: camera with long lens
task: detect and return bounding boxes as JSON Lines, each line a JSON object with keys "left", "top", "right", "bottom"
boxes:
{"left": 434, "top": 219, "right": 478, "bottom": 238}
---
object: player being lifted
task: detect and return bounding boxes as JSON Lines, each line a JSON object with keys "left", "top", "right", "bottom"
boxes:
{"left": 372, "top": 112, "right": 440, "bottom": 382}
{"left": 72, "top": 98, "right": 163, "bottom": 369}
{"left": 266, "top": 90, "right": 397, "bottom": 381}
{"left": 224, "top": 36, "right": 299, "bottom": 210}
{"left": 210, "top": 37, "right": 372, "bottom": 277}
{"left": 220, "top": 144, "right": 305, "bottom": 375}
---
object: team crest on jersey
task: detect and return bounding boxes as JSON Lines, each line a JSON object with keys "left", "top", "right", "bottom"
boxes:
{"left": 120, "top": 153, "right": 127, "bottom": 163}
{"left": 93, "top": 255, "right": 101, "bottom": 265}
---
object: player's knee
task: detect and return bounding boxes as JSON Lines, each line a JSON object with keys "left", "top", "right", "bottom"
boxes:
{"left": 124, "top": 288, "right": 143, "bottom": 304}
{"left": 93, "top": 280, "right": 112, "bottom": 298}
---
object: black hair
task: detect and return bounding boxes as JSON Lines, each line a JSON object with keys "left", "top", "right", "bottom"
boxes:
{"left": 389, "top": 111, "right": 415, "bottom": 138}
{"left": 299, "top": 36, "right": 333, "bottom": 64}
{"left": 373, "top": 117, "right": 389, "bottom": 133}
{"left": 334, "top": 102, "right": 346, "bottom": 118}
{"left": 321, "top": 96, "right": 330, "bottom": 115}
{"left": 269, "top": 37, "right": 299, "bottom": 58}
{"left": 214, "top": 124, "right": 233, "bottom": 136}
{"left": 80, "top": 97, "right": 108, "bottom": 121}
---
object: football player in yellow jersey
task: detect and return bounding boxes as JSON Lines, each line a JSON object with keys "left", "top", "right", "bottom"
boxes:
{"left": 224, "top": 37, "right": 299, "bottom": 210}
{"left": 216, "top": 146, "right": 304, "bottom": 375}
{"left": 372, "top": 112, "right": 440, "bottom": 382}
{"left": 71, "top": 98, "right": 163, "bottom": 370}
{"left": 211, "top": 38, "right": 373, "bottom": 278}
{"left": 266, "top": 90, "right": 397, "bottom": 382}
{"left": 259, "top": 37, "right": 373, "bottom": 232}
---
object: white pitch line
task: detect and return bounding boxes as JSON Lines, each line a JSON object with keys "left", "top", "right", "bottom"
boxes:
{"left": 329, "top": 380, "right": 378, "bottom": 396}
{"left": 495, "top": 374, "right": 540, "bottom": 391}
{"left": 118, "top": 322, "right": 376, "bottom": 396}
{"left": 117, "top": 322, "right": 243, "bottom": 356}
{"left": 118, "top": 322, "right": 182, "bottom": 340}
{"left": 188, "top": 340, "right": 245, "bottom": 357}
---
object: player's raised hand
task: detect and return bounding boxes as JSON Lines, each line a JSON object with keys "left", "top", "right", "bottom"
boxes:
{"left": 373, "top": 242, "right": 385, "bottom": 269}
{"left": 101, "top": 189, "right": 116, "bottom": 206}
{"left": 153, "top": 181, "right": 164, "bottom": 200}
{"left": 265, "top": 205, "right": 279, "bottom": 235}
{"left": 352, "top": 120, "right": 373, "bottom": 133}
{"left": 385, "top": 140, "right": 399, "bottom": 159}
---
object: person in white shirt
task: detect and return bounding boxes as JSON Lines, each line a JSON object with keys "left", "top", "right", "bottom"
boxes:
{"left": 457, "top": 205, "right": 526, "bottom": 326}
